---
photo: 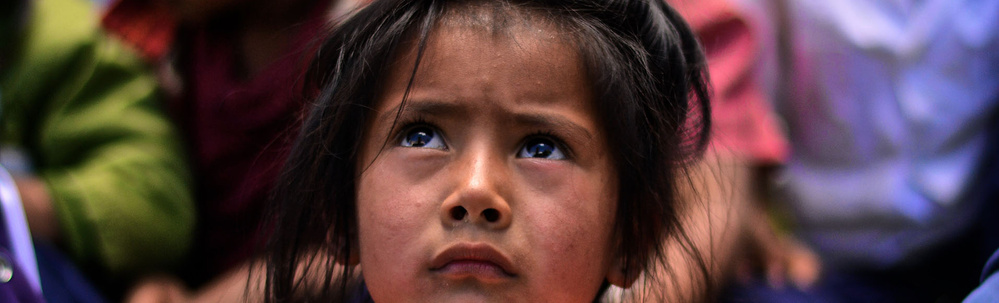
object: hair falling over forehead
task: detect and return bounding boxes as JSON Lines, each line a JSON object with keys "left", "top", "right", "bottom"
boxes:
{"left": 265, "top": 0, "right": 712, "bottom": 301}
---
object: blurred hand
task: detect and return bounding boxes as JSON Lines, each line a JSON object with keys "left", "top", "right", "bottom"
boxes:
{"left": 14, "top": 175, "right": 59, "bottom": 241}
{"left": 126, "top": 262, "right": 267, "bottom": 303}
{"left": 733, "top": 204, "right": 822, "bottom": 290}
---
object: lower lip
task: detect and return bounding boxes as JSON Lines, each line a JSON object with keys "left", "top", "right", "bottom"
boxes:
{"left": 434, "top": 260, "right": 513, "bottom": 281}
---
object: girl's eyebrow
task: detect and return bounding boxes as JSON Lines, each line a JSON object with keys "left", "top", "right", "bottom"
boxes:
{"left": 513, "top": 113, "right": 593, "bottom": 140}
{"left": 379, "top": 99, "right": 594, "bottom": 141}
{"left": 379, "top": 100, "right": 469, "bottom": 124}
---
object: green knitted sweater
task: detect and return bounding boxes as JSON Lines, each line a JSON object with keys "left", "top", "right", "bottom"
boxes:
{"left": 0, "top": 0, "right": 194, "bottom": 285}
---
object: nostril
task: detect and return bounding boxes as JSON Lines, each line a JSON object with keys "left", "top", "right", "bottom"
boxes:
{"left": 450, "top": 206, "right": 468, "bottom": 221}
{"left": 482, "top": 208, "right": 500, "bottom": 223}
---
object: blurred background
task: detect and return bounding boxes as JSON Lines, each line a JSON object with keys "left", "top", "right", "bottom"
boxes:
{"left": 0, "top": 0, "right": 996, "bottom": 302}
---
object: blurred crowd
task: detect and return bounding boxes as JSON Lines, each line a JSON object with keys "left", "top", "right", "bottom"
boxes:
{"left": 0, "top": 0, "right": 995, "bottom": 302}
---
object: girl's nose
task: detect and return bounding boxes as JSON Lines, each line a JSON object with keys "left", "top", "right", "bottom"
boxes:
{"left": 439, "top": 151, "right": 512, "bottom": 229}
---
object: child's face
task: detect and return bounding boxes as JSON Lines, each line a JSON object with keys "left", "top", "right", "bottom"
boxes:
{"left": 355, "top": 20, "right": 621, "bottom": 302}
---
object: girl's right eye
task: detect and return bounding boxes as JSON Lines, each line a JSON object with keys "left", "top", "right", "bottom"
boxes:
{"left": 400, "top": 126, "right": 447, "bottom": 150}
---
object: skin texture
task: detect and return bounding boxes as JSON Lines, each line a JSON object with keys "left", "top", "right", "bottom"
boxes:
{"left": 16, "top": 176, "right": 58, "bottom": 242}
{"left": 354, "top": 19, "right": 621, "bottom": 302}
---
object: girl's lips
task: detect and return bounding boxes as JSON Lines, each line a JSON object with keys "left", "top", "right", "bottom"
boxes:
{"left": 430, "top": 243, "right": 517, "bottom": 280}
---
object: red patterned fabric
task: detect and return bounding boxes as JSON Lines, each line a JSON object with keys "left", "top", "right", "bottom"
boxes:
{"left": 101, "top": 0, "right": 176, "bottom": 62}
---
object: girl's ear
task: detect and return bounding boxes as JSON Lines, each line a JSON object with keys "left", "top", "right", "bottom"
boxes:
{"left": 605, "top": 256, "right": 640, "bottom": 288}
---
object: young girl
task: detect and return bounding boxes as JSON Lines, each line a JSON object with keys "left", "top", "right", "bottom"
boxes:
{"left": 265, "top": 0, "right": 712, "bottom": 301}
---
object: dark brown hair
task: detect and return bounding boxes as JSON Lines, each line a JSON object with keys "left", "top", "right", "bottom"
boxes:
{"left": 265, "top": 0, "right": 712, "bottom": 301}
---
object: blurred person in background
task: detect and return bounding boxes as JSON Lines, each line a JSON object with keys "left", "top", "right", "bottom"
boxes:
{"left": 99, "top": 0, "right": 368, "bottom": 300}
{"left": 724, "top": 0, "right": 999, "bottom": 302}
{"left": 0, "top": 0, "right": 196, "bottom": 300}
{"left": 605, "top": 0, "right": 796, "bottom": 301}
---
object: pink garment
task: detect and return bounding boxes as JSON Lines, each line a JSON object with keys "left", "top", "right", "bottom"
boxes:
{"left": 673, "top": 0, "right": 788, "bottom": 164}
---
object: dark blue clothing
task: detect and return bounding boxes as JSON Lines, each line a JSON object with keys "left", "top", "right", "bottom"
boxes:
{"left": 965, "top": 250, "right": 999, "bottom": 302}
{"left": 35, "top": 241, "right": 105, "bottom": 303}
{"left": 962, "top": 112, "right": 999, "bottom": 303}
{"left": 722, "top": 246, "right": 982, "bottom": 303}
{"left": 349, "top": 282, "right": 374, "bottom": 303}
{"left": 0, "top": 194, "right": 104, "bottom": 303}
{"left": 0, "top": 232, "right": 104, "bottom": 303}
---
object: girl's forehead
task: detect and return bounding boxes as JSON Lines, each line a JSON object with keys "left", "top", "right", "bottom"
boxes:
{"left": 437, "top": 2, "right": 570, "bottom": 40}
{"left": 387, "top": 21, "right": 590, "bottom": 104}
{"left": 371, "top": 13, "right": 598, "bottom": 123}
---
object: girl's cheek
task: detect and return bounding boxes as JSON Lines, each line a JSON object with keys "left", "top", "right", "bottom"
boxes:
{"left": 515, "top": 159, "right": 576, "bottom": 190}
{"left": 515, "top": 161, "right": 615, "bottom": 238}
{"left": 517, "top": 157, "right": 619, "bottom": 249}
{"left": 359, "top": 148, "right": 455, "bottom": 235}
{"left": 383, "top": 148, "right": 451, "bottom": 183}
{"left": 356, "top": 156, "right": 441, "bottom": 275}
{"left": 516, "top": 182, "right": 617, "bottom": 294}
{"left": 362, "top": 149, "right": 448, "bottom": 208}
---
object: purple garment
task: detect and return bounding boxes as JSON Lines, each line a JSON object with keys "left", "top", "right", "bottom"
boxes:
{"left": 0, "top": 219, "right": 43, "bottom": 302}
{"left": 0, "top": 166, "right": 43, "bottom": 302}
{"left": 0, "top": 250, "right": 44, "bottom": 303}
{"left": 772, "top": 0, "right": 999, "bottom": 269}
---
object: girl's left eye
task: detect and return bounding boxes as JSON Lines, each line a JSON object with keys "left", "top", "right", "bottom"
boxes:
{"left": 400, "top": 126, "right": 447, "bottom": 150}
{"left": 518, "top": 138, "right": 566, "bottom": 160}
